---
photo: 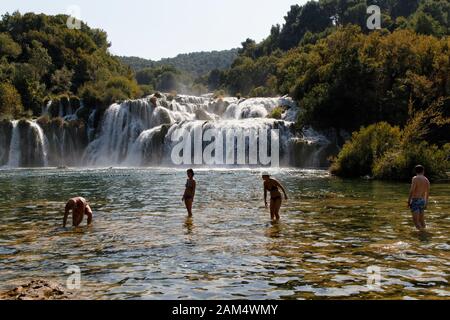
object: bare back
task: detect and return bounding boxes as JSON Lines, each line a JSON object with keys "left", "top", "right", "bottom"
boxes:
{"left": 411, "top": 175, "right": 430, "bottom": 199}
{"left": 64, "top": 197, "right": 92, "bottom": 227}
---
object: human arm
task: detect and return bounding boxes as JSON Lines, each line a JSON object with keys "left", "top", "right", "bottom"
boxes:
{"left": 63, "top": 202, "right": 71, "bottom": 228}
{"left": 408, "top": 177, "right": 416, "bottom": 208}
{"left": 85, "top": 205, "right": 93, "bottom": 225}
{"left": 263, "top": 183, "right": 268, "bottom": 208}
{"left": 192, "top": 180, "right": 196, "bottom": 199}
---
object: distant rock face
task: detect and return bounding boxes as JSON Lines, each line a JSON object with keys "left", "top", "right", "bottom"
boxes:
{"left": 0, "top": 279, "right": 72, "bottom": 300}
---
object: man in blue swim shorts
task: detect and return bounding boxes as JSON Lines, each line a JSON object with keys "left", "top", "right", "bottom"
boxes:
{"left": 407, "top": 165, "right": 430, "bottom": 231}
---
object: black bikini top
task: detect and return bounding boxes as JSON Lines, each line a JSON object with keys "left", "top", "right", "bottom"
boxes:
{"left": 186, "top": 179, "right": 194, "bottom": 188}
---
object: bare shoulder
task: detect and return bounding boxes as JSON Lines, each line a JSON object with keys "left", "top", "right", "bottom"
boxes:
{"left": 77, "top": 197, "right": 87, "bottom": 204}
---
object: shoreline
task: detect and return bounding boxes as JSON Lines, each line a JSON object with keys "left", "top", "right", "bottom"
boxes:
{"left": 0, "top": 279, "right": 73, "bottom": 300}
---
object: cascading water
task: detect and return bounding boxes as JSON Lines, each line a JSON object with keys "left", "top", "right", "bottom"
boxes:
{"left": 6, "top": 121, "right": 20, "bottom": 167}
{"left": 30, "top": 121, "right": 49, "bottom": 167}
{"left": 3, "top": 120, "right": 49, "bottom": 167}
{"left": 83, "top": 94, "right": 329, "bottom": 167}
{"left": 1, "top": 106, "right": 89, "bottom": 168}
{"left": 1, "top": 94, "right": 335, "bottom": 168}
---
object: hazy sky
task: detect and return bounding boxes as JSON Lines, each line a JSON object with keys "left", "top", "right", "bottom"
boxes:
{"left": 1, "top": 0, "right": 307, "bottom": 60}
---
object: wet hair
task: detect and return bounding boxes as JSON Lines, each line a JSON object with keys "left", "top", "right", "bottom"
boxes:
{"left": 415, "top": 165, "right": 424, "bottom": 174}
{"left": 187, "top": 169, "right": 194, "bottom": 177}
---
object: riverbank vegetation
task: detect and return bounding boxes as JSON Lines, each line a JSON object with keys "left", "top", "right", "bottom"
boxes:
{"left": 330, "top": 100, "right": 450, "bottom": 180}
{"left": 0, "top": 12, "right": 141, "bottom": 119}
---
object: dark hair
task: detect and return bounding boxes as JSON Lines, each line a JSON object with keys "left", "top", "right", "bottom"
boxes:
{"left": 187, "top": 169, "right": 194, "bottom": 176}
{"left": 415, "top": 165, "right": 424, "bottom": 174}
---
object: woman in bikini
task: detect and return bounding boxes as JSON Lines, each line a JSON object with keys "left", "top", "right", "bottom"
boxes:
{"left": 262, "top": 172, "right": 288, "bottom": 221}
{"left": 182, "top": 169, "right": 196, "bottom": 217}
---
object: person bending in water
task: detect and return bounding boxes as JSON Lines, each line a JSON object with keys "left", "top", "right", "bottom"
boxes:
{"left": 63, "top": 197, "right": 93, "bottom": 228}
{"left": 262, "top": 172, "right": 288, "bottom": 222}
{"left": 182, "top": 169, "right": 196, "bottom": 217}
{"left": 408, "top": 165, "right": 430, "bottom": 231}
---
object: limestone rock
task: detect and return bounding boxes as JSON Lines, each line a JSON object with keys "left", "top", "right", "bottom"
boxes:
{"left": 0, "top": 279, "right": 73, "bottom": 300}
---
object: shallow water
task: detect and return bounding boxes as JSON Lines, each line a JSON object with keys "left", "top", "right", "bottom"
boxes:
{"left": 0, "top": 168, "right": 448, "bottom": 299}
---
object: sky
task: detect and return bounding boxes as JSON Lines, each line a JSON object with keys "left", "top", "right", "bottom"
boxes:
{"left": 1, "top": 0, "right": 307, "bottom": 60}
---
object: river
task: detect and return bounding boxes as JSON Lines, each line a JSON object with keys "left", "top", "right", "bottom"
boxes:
{"left": 0, "top": 168, "right": 448, "bottom": 299}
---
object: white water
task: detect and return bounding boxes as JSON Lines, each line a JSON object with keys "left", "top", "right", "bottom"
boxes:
{"left": 84, "top": 94, "right": 304, "bottom": 166}
{"left": 5, "top": 120, "right": 49, "bottom": 167}
{"left": 7, "top": 121, "right": 20, "bottom": 167}
{"left": 30, "top": 121, "right": 49, "bottom": 167}
{"left": 1, "top": 94, "right": 333, "bottom": 168}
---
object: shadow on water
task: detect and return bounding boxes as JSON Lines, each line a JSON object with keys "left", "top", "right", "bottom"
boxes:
{"left": 183, "top": 217, "right": 194, "bottom": 235}
{"left": 265, "top": 221, "right": 283, "bottom": 239}
{"left": 412, "top": 230, "right": 433, "bottom": 242}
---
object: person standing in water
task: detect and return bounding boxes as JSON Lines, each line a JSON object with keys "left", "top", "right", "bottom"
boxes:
{"left": 408, "top": 165, "right": 430, "bottom": 231}
{"left": 63, "top": 197, "right": 93, "bottom": 228}
{"left": 262, "top": 172, "right": 288, "bottom": 222}
{"left": 182, "top": 169, "right": 196, "bottom": 217}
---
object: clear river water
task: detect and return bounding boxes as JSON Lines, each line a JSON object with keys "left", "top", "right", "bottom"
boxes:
{"left": 0, "top": 168, "right": 448, "bottom": 299}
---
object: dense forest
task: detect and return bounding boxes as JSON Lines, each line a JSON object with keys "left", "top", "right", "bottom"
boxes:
{"left": 205, "top": 0, "right": 449, "bottom": 180}
{"left": 119, "top": 49, "right": 238, "bottom": 76}
{"left": 117, "top": 50, "right": 238, "bottom": 96}
{"left": 0, "top": 12, "right": 143, "bottom": 120}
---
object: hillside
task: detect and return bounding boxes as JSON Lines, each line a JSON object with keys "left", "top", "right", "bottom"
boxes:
{"left": 0, "top": 11, "right": 141, "bottom": 118}
{"left": 119, "top": 49, "right": 238, "bottom": 77}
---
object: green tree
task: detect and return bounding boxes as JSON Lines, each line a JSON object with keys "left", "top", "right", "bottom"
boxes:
{"left": 0, "top": 33, "right": 21, "bottom": 58}
{"left": 0, "top": 82, "right": 23, "bottom": 119}
{"left": 50, "top": 67, "right": 74, "bottom": 94}
{"left": 156, "top": 71, "right": 178, "bottom": 92}
{"left": 330, "top": 122, "right": 401, "bottom": 177}
{"left": 28, "top": 40, "right": 52, "bottom": 78}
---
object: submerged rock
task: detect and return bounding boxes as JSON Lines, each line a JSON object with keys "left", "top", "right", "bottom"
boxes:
{"left": 0, "top": 279, "right": 73, "bottom": 300}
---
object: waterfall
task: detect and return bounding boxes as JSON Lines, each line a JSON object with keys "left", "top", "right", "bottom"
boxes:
{"left": 84, "top": 94, "right": 308, "bottom": 167}
{"left": 4, "top": 120, "right": 48, "bottom": 167}
{"left": 30, "top": 121, "right": 49, "bottom": 167}
{"left": 1, "top": 118, "right": 88, "bottom": 168}
{"left": 7, "top": 121, "right": 20, "bottom": 167}
{"left": 2, "top": 94, "right": 336, "bottom": 168}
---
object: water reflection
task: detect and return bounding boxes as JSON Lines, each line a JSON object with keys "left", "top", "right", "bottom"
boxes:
{"left": 184, "top": 217, "right": 194, "bottom": 235}
{"left": 265, "top": 222, "right": 282, "bottom": 239}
